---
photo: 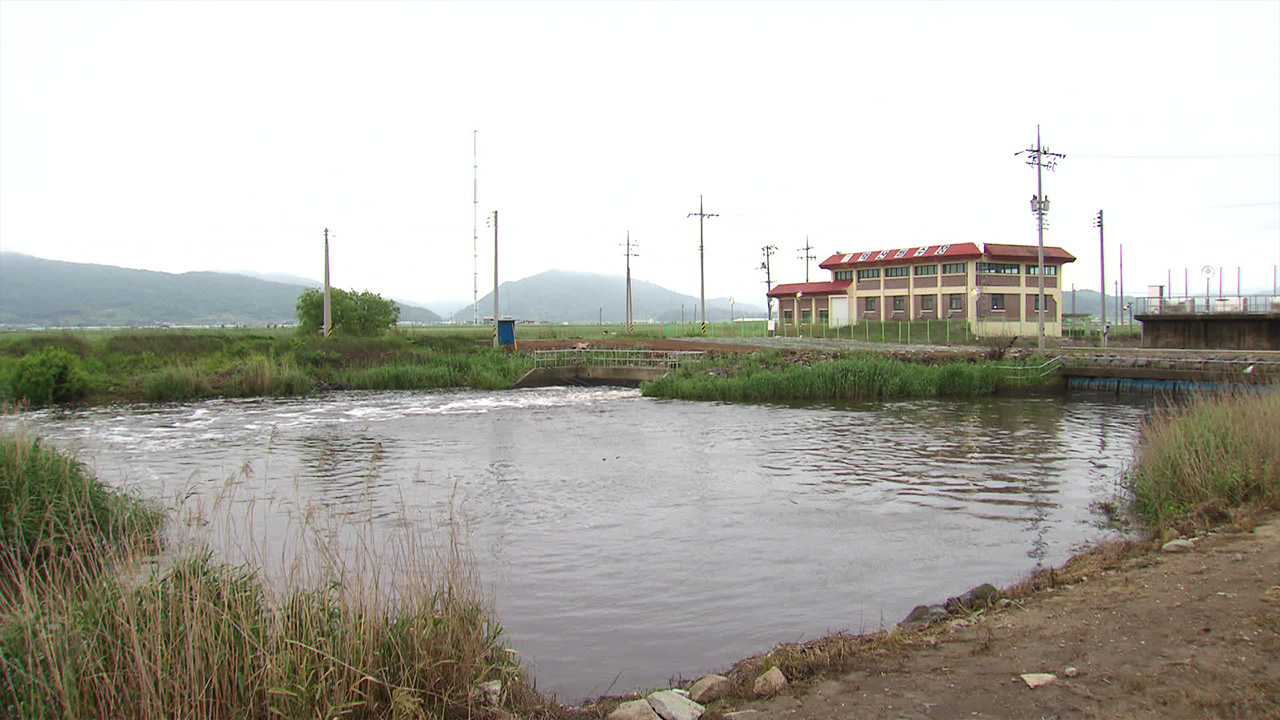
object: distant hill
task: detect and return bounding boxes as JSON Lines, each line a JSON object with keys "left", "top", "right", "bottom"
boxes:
{"left": 0, "top": 253, "right": 440, "bottom": 327}
{"left": 451, "top": 269, "right": 767, "bottom": 324}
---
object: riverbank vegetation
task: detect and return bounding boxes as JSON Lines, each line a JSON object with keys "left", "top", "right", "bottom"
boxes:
{"left": 640, "top": 350, "right": 1049, "bottom": 403}
{"left": 0, "top": 431, "right": 532, "bottom": 719}
{"left": 1126, "top": 388, "right": 1280, "bottom": 531}
{"left": 0, "top": 329, "right": 533, "bottom": 406}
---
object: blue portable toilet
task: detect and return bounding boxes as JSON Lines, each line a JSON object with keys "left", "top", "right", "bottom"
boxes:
{"left": 497, "top": 318, "right": 517, "bottom": 349}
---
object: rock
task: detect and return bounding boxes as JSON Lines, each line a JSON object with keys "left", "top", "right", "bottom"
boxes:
{"left": 1020, "top": 673, "right": 1057, "bottom": 688}
{"left": 1162, "top": 539, "right": 1195, "bottom": 553}
{"left": 723, "top": 712, "right": 760, "bottom": 720}
{"left": 946, "top": 583, "right": 1001, "bottom": 613}
{"left": 1064, "top": 666, "right": 1080, "bottom": 678}
{"left": 689, "top": 674, "right": 732, "bottom": 704}
{"left": 477, "top": 680, "right": 502, "bottom": 706}
{"left": 998, "top": 598, "right": 1013, "bottom": 608}
{"left": 900, "top": 604, "right": 950, "bottom": 628}
{"left": 609, "top": 699, "right": 661, "bottom": 720}
{"left": 645, "top": 690, "right": 704, "bottom": 720}
{"left": 753, "top": 667, "right": 789, "bottom": 697}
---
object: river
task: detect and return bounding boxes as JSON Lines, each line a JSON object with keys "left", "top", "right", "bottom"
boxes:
{"left": 7, "top": 388, "right": 1145, "bottom": 700}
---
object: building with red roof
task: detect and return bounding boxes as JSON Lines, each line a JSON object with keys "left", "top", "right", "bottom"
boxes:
{"left": 767, "top": 242, "right": 1076, "bottom": 336}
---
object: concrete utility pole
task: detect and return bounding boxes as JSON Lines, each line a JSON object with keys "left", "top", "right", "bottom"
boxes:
{"left": 1094, "top": 211, "right": 1105, "bottom": 339}
{"left": 323, "top": 228, "right": 332, "bottom": 337}
{"left": 1017, "top": 126, "right": 1066, "bottom": 351}
{"left": 491, "top": 210, "right": 499, "bottom": 347}
{"left": 760, "top": 244, "right": 777, "bottom": 321}
{"left": 1119, "top": 243, "right": 1125, "bottom": 328}
{"left": 623, "top": 232, "right": 639, "bottom": 333}
{"left": 472, "top": 130, "right": 480, "bottom": 325}
{"left": 688, "top": 196, "right": 718, "bottom": 336}
{"left": 797, "top": 236, "right": 816, "bottom": 283}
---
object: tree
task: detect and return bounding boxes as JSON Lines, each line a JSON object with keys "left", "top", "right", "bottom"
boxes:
{"left": 295, "top": 287, "right": 400, "bottom": 337}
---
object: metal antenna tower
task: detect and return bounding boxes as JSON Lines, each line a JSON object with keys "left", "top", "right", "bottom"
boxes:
{"left": 797, "top": 236, "right": 816, "bottom": 283}
{"left": 622, "top": 232, "right": 639, "bottom": 333}
{"left": 1016, "top": 125, "right": 1066, "bottom": 351}
{"left": 760, "top": 244, "right": 777, "bottom": 321}
{"left": 687, "top": 195, "right": 718, "bottom": 335}
{"left": 472, "top": 131, "right": 480, "bottom": 325}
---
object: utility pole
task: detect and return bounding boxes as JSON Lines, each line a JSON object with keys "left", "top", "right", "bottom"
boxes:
{"left": 472, "top": 130, "right": 480, "bottom": 325}
{"left": 323, "top": 228, "right": 332, "bottom": 338}
{"left": 760, "top": 244, "right": 777, "bottom": 321}
{"left": 688, "top": 195, "right": 718, "bottom": 336}
{"left": 1017, "top": 125, "right": 1065, "bottom": 351}
{"left": 622, "top": 232, "right": 639, "bottom": 333}
{"left": 797, "top": 236, "right": 816, "bottom": 283}
{"left": 1094, "top": 211, "right": 1105, "bottom": 345}
{"left": 1119, "top": 243, "right": 1125, "bottom": 328}
{"left": 490, "top": 210, "right": 499, "bottom": 347}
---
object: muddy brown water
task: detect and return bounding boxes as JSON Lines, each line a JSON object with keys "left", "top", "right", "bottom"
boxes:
{"left": 8, "top": 388, "right": 1145, "bottom": 701}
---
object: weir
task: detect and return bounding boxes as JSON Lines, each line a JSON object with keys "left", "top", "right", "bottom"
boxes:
{"left": 513, "top": 349, "right": 704, "bottom": 388}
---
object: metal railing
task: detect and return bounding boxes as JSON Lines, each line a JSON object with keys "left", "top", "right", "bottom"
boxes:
{"left": 531, "top": 349, "right": 705, "bottom": 369}
{"left": 1135, "top": 294, "right": 1280, "bottom": 316}
{"left": 993, "top": 355, "right": 1062, "bottom": 381}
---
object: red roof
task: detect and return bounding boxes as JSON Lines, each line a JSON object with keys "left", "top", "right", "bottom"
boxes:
{"left": 819, "top": 243, "right": 982, "bottom": 269}
{"left": 766, "top": 280, "right": 852, "bottom": 298}
{"left": 983, "top": 243, "right": 1077, "bottom": 263}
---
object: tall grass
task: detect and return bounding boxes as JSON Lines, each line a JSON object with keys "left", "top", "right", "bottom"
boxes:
{"left": 0, "top": 434, "right": 530, "bottom": 719}
{"left": 1126, "top": 388, "right": 1280, "bottom": 529}
{"left": 642, "top": 353, "right": 1004, "bottom": 403}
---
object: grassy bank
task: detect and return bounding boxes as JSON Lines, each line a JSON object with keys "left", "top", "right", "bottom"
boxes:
{"left": 0, "top": 329, "right": 534, "bottom": 406}
{"left": 1126, "top": 388, "right": 1280, "bottom": 531}
{"left": 0, "top": 432, "right": 531, "bottom": 719}
{"left": 641, "top": 350, "right": 1046, "bottom": 403}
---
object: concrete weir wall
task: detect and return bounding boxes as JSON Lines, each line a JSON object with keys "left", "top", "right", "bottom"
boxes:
{"left": 513, "top": 366, "right": 668, "bottom": 388}
{"left": 1137, "top": 313, "right": 1280, "bottom": 350}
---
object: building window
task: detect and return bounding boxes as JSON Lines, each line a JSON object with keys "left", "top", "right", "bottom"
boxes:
{"left": 885, "top": 266, "right": 909, "bottom": 278}
{"left": 801, "top": 310, "right": 812, "bottom": 323}
{"left": 1025, "top": 264, "right": 1059, "bottom": 276}
{"left": 893, "top": 296, "right": 905, "bottom": 312}
{"left": 914, "top": 264, "right": 938, "bottom": 276}
{"left": 819, "top": 309, "right": 829, "bottom": 323}
{"left": 865, "top": 297, "right": 877, "bottom": 312}
{"left": 857, "top": 268, "right": 881, "bottom": 280}
{"left": 921, "top": 295, "right": 934, "bottom": 311}
{"left": 834, "top": 270, "right": 854, "bottom": 280}
{"left": 976, "top": 262, "right": 1021, "bottom": 275}
{"left": 783, "top": 310, "right": 793, "bottom": 322}
{"left": 942, "top": 262, "right": 967, "bottom": 274}
{"left": 950, "top": 294, "right": 963, "bottom": 311}
{"left": 991, "top": 294, "right": 1006, "bottom": 311}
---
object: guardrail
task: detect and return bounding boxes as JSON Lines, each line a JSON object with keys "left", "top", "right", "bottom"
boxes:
{"left": 531, "top": 349, "right": 705, "bottom": 369}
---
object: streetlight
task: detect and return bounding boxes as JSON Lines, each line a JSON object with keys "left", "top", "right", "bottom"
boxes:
{"left": 796, "top": 291, "right": 804, "bottom": 336}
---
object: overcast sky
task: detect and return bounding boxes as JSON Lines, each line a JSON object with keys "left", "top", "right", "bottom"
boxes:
{"left": 2, "top": 1, "right": 1277, "bottom": 314}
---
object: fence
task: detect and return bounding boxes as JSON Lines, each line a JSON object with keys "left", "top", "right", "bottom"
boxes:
{"left": 531, "top": 349, "right": 705, "bottom": 369}
{"left": 1133, "top": 294, "right": 1280, "bottom": 316}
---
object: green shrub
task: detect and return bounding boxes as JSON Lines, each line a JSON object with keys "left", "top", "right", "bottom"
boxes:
{"left": 9, "top": 348, "right": 88, "bottom": 406}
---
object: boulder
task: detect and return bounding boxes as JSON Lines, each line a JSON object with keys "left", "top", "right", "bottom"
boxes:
{"left": 477, "top": 680, "right": 502, "bottom": 706}
{"left": 752, "top": 667, "right": 789, "bottom": 697}
{"left": 645, "top": 690, "right": 704, "bottom": 720}
{"left": 1162, "top": 539, "right": 1195, "bottom": 553}
{"left": 945, "top": 583, "right": 1000, "bottom": 613}
{"left": 1020, "top": 673, "right": 1057, "bottom": 688}
{"left": 900, "top": 604, "right": 950, "bottom": 628}
{"left": 689, "top": 674, "right": 732, "bottom": 704}
{"left": 608, "top": 699, "right": 661, "bottom": 720}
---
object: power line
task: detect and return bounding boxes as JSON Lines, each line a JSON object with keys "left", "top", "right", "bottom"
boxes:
{"left": 1073, "top": 153, "right": 1279, "bottom": 159}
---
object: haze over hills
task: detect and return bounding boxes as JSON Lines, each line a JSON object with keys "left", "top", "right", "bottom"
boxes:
{"left": 450, "top": 269, "right": 768, "bottom": 324}
{"left": 0, "top": 253, "right": 441, "bottom": 327}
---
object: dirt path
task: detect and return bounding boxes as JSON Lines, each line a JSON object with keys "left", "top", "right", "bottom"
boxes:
{"left": 727, "top": 517, "right": 1280, "bottom": 719}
